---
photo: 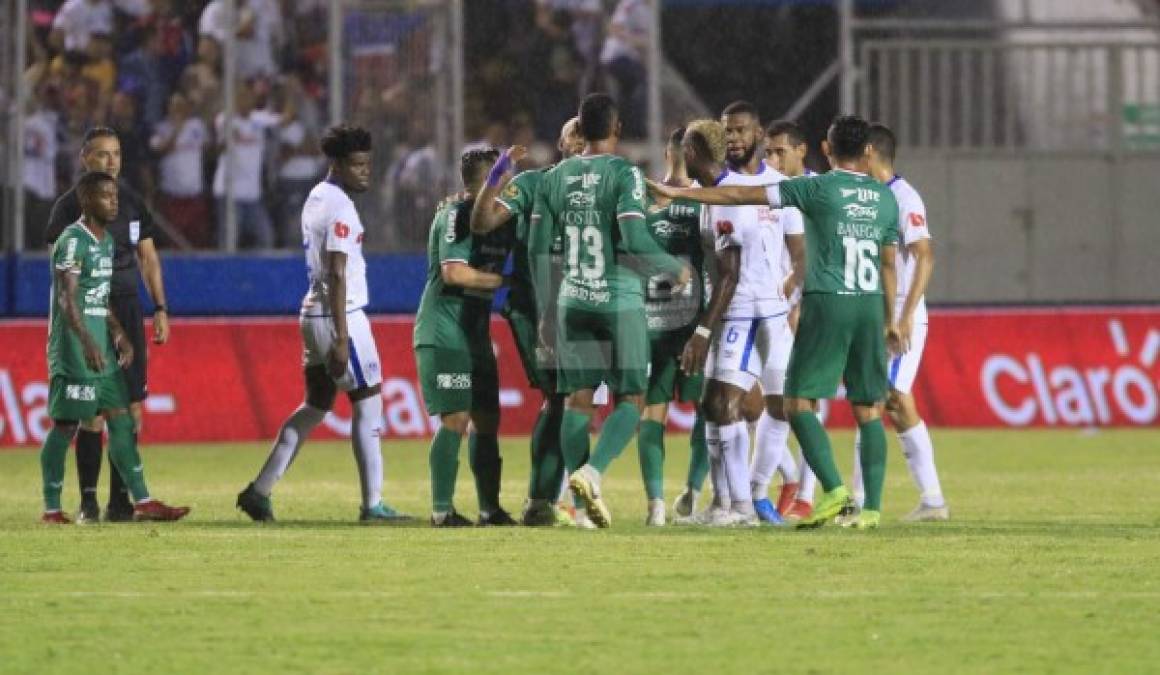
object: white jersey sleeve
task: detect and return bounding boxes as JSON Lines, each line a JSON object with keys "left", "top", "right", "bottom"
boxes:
{"left": 890, "top": 177, "right": 931, "bottom": 322}
{"left": 301, "top": 182, "right": 369, "bottom": 316}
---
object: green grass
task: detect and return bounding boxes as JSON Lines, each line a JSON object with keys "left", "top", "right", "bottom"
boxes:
{"left": 2, "top": 429, "right": 1159, "bottom": 674}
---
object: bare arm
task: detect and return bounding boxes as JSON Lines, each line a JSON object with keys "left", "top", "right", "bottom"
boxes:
{"left": 900, "top": 238, "right": 933, "bottom": 325}
{"left": 325, "top": 251, "right": 350, "bottom": 379}
{"left": 649, "top": 180, "right": 769, "bottom": 207}
{"left": 57, "top": 269, "right": 105, "bottom": 373}
{"left": 106, "top": 302, "right": 134, "bottom": 368}
{"left": 880, "top": 244, "right": 902, "bottom": 353}
{"left": 470, "top": 147, "right": 526, "bottom": 234}
{"left": 136, "top": 238, "right": 170, "bottom": 344}
{"left": 681, "top": 246, "right": 740, "bottom": 375}
{"left": 441, "top": 262, "right": 504, "bottom": 291}
{"left": 782, "top": 233, "right": 806, "bottom": 299}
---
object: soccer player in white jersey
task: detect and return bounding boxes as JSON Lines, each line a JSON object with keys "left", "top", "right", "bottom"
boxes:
{"left": 675, "top": 103, "right": 805, "bottom": 526}
{"left": 236, "top": 124, "right": 411, "bottom": 523}
{"left": 763, "top": 119, "right": 819, "bottom": 521}
{"left": 849, "top": 124, "right": 948, "bottom": 521}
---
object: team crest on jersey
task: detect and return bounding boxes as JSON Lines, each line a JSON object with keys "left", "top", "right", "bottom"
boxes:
{"left": 716, "top": 220, "right": 734, "bottom": 235}
{"left": 909, "top": 212, "right": 926, "bottom": 227}
{"left": 503, "top": 183, "right": 520, "bottom": 199}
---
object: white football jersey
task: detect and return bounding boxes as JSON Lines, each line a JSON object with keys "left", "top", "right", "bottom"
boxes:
{"left": 300, "top": 181, "right": 369, "bottom": 317}
{"left": 709, "top": 162, "right": 804, "bottom": 318}
{"left": 888, "top": 175, "right": 932, "bottom": 323}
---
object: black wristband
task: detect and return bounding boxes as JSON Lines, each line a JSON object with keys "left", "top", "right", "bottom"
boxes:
{"left": 154, "top": 304, "right": 167, "bottom": 314}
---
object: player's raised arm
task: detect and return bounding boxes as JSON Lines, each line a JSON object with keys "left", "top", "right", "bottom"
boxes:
{"left": 470, "top": 146, "right": 527, "bottom": 234}
{"left": 648, "top": 179, "right": 768, "bottom": 207}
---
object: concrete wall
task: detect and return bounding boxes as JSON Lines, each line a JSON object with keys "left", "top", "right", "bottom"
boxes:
{"left": 902, "top": 153, "right": 1160, "bottom": 303}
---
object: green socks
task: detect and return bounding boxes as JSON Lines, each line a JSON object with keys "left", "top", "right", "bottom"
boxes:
{"left": 789, "top": 411, "right": 843, "bottom": 493}
{"left": 637, "top": 420, "right": 665, "bottom": 500}
{"left": 858, "top": 418, "right": 888, "bottom": 511}
{"left": 589, "top": 402, "right": 641, "bottom": 474}
{"left": 106, "top": 415, "right": 150, "bottom": 502}
{"left": 40, "top": 426, "right": 73, "bottom": 511}
{"left": 469, "top": 432, "right": 502, "bottom": 514}
{"left": 686, "top": 411, "right": 709, "bottom": 491}
{"left": 529, "top": 406, "right": 565, "bottom": 501}
{"left": 560, "top": 409, "right": 592, "bottom": 474}
{"left": 429, "top": 427, "right": 462, "bottom": 512}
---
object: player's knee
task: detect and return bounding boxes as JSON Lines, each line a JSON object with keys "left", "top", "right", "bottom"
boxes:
{"left": 641, "top": 403, "right": 668, "bottom": 424}
{"left": 441, "top": 412, "right": 472, "bottom": 435}
{"left": 105, "top": 409, "right": 134, "bottom": 435}
{"left": 783, "top": 397, "right": 813, "bottom": 417}
{"left": 79, "top": 416, "right": 103, "bottom": 433}
{"left": 566, "top": 390, "right": 597, "bottom": 416}
{"left": 615, "top": 394, "right": 644, "bottom": 413}
{"left": 53, "top": 420, "right": 80, "bottom": 437}
{"left": 304, "top": 365, "right": 338, "bottom": 410}
{"left": 470, "top": 409, "right": 500, "bottom": 434}
{"left": 851, "top": 403, "right": 881, "bottom": 425}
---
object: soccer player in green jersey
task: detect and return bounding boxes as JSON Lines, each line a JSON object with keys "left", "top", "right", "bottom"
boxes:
{"left": 469, "top": 118, "right": 585, "bottom": 527}
{"left": 652, "top": 115, "right": 902, "bottom": 530}
{"left": 529, "top": 93, "right": 691, "bottom": 528}
{"left": 637, "top": 127, "right": 709, "bottom": 526}
{"left": 414, "top": 149, "right": 516, "bottom": 527}
{"left": 39, "top": 172, "right": 189, "bottom": 524}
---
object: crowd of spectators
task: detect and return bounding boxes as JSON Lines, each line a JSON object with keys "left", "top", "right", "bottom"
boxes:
{"left": 18, "top": 0, "right": 652, "bottom": 252}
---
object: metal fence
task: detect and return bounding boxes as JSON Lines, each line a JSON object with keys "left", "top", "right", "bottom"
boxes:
{"left": 856, "top": 40, "right": 1160, "bottom": 152}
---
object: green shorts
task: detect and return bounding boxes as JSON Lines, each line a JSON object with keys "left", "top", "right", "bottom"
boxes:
{"left": 48, "top": 373, "right": 129, "bottom": 422}
{"left": 503, "top": 305, "right": 554, "bottom": 392}
{"left": 785, "top": 293, "right": 888, "bottom": 404}
{"left": 556, "top": 306, "right": 649, "bottom": 396}
{"left": 647, "top": 329, "right": 704, "bottom": 405}
{"left": 416, "top": 345, "right": 499, "bottom": 415}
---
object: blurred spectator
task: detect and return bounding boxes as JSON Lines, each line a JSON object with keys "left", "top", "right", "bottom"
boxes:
{"left": 151, "top": 92, "right": 211, "bottom": 248}
{"left": 48, "top": 34, "right": 115, "bottom": 120}
{"left": 535, "top": 0, "right": 604, "bottom": 97}
{"left": 50, "top": 0, "right": 115, "bottom": 53}
{"left": 23, "top": 85, "right": 60, "bottom": 248}
{"left": 198, "top": 0, "right": 284, "bottom": 80}
{"left": 119, "top": 21, "right": 170, "bottom": 131}
{"left": 387, "top": 115, "right": 441, "bottom": 251}
{"left": 181, "top": 36, "right": 224, "bottom": 124}
{"left": 601, "top": 0, "right": 650, "bottom": 138}
{"left": 213, "top": 83, "right": 286, "bottom": 249}
{"left": 272, "top": 79, "right": 323, "bottom": 247}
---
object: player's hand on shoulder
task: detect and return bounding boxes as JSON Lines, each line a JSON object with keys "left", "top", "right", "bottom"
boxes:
{"left": 326, "top": 340, "right": 350, "bottom": 380}
{"left": 647, "top": 179, "right": 678, "bottom": 200}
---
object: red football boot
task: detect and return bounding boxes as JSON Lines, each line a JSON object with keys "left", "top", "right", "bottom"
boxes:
{"left": 133, "top": 500, "right": 191, "bottom": 522}
{"left": 783, "top": 499, "right": 813, "bottom": 521}
{"left": 41, "top": 511, "right": 72, "bottom": 524}
{"left": 776, "top": 482, "right": 800, "bottom": 516}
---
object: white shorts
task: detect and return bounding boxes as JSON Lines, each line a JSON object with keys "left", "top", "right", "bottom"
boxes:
{"left": 887, "top": 321, "right": 928, "bottom": 394}
{"left": 300, "top": 310, "right": 383, "bottom": 392}
{"left": 705, "top": 314, "right": 794, "bottom": 395}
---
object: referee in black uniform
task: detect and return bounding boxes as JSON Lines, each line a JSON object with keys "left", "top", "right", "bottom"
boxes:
{"left": 45, "top": 127, "right": 171, "bottom": 523}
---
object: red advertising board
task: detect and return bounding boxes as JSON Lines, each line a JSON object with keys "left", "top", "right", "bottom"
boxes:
{"left": 1, "top": 307, "right": 1157, "bottom": 447}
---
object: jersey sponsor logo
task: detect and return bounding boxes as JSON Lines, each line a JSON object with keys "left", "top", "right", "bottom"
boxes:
{"left": 83, "top": 282, "right": 110, "bottom": 308}
{"left": 130, "top": 220, "right": 140, "bottom": 245}
{"left": 909, "top": 212, "right": 926, "bottom": 228}
{"left": 566, "top": 173, "right": 601, "bottom": 190}
{"left": 567, "top": 191, "right": 596, "bottom": 208}
{"left": 716, "top": 220, "right": 734, "bottom": 235}
{"left": 668, "top": 204, "right": 697, "bottom": 219}
{"left": 436, "top": 372, "right": 472, "bottom": 390}
{"left": 630, "top": 167, "right": 645, "bottom": 201}
{"left": 65, "top": 384, "right": 97, "bottom": 402}
{"left": 650, "top": 220, "right": 691, "bottom": 238}
{"left": 63, "top": 238, "right": 78, "bottom": 266}
{"left": 334, "top": 221, "right": 351, "bottom": 239}
{"left": 841, "top": 187, "right": 881, "bottom": 203}
{"left": 356, "top": 233, "right": 364, "bottom": 244}
{"left": 843, "top": 203, "right": 879, "bottom": 221}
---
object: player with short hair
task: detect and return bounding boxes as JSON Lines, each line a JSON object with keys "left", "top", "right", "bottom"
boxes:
{"left": 415, "top": 149, "right": 517, "bottom": 527}
{"left": 763, "top": 118, "right": 819, "bottom": 521}
{"left": 851, "top": 124, "right": 948, "bottom": 522}
{"left": 636, "top": 126, "right": 709, "bottom": 526}
{"left": 529, "top": 93, "right": 691, "bottom": 528}
{"left": 675, "top": 102, "right": 805, "bottom": 526}
{"left": 652, "top": 114, "right": 902, "bottom": 530}
{"left": 45, "top": 126, "right": 171, "bottom": 523}
{"left": 237, "top": 124, "right": 409, "bottom": 523}
{"left": 39, "top": 171, "right": 189, "bottom": 524}
{"left": 470, "top": 119, "right": 585, "bottom": 527}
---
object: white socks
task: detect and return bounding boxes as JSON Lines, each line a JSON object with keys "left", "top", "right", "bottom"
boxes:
{"left": 797, "top": 449, "right": 817, "bottom": 503}
{"left": 718, "top": 421, "right": 753, "bottom": 513}
{"left": 776, "top": 447, "right": 797, "bottom": 484}
{"left": 900, "top": 421, "right": 944, "bottom": 507}
{"left": 351, "top": 394, "right": 385, "bottom": 509}
{"left": 852, "top": 430, "right": 865, "bottom": 507}
{"left": 254, "top": 403, "right": 327, "bottom": 495}
{"left": 750, "top": 412, "right": 790, "bottom": 501}
{"left": 853, "top": 421, "right": 945, "bottom": 508}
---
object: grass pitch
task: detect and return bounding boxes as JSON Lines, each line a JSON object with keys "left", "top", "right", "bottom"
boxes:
{"left": 1, "top": 429, "right": 1159, "bottom": 674}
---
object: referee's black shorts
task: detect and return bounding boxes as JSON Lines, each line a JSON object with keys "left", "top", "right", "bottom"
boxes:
{"left": 112, "top": 294, "right": 148, "bottom": 403}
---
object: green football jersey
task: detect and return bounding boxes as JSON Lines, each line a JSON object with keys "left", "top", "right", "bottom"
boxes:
{"left": 643, "top": 197, "right": 706, "bottom": 336}
{"left": 529, "top": 154, "right": 685, "bottom": 314}
{"left": 777, "top": 169, "right": 901, "bottom": 295}
{"left": 47, "top": 221, "right": 117, "bottom": 379}
{"left": 413, "top": 197, "right": 512, "bottom": 352}
{"left": 496, "top": 168, "right": 564, "bottom": 314}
